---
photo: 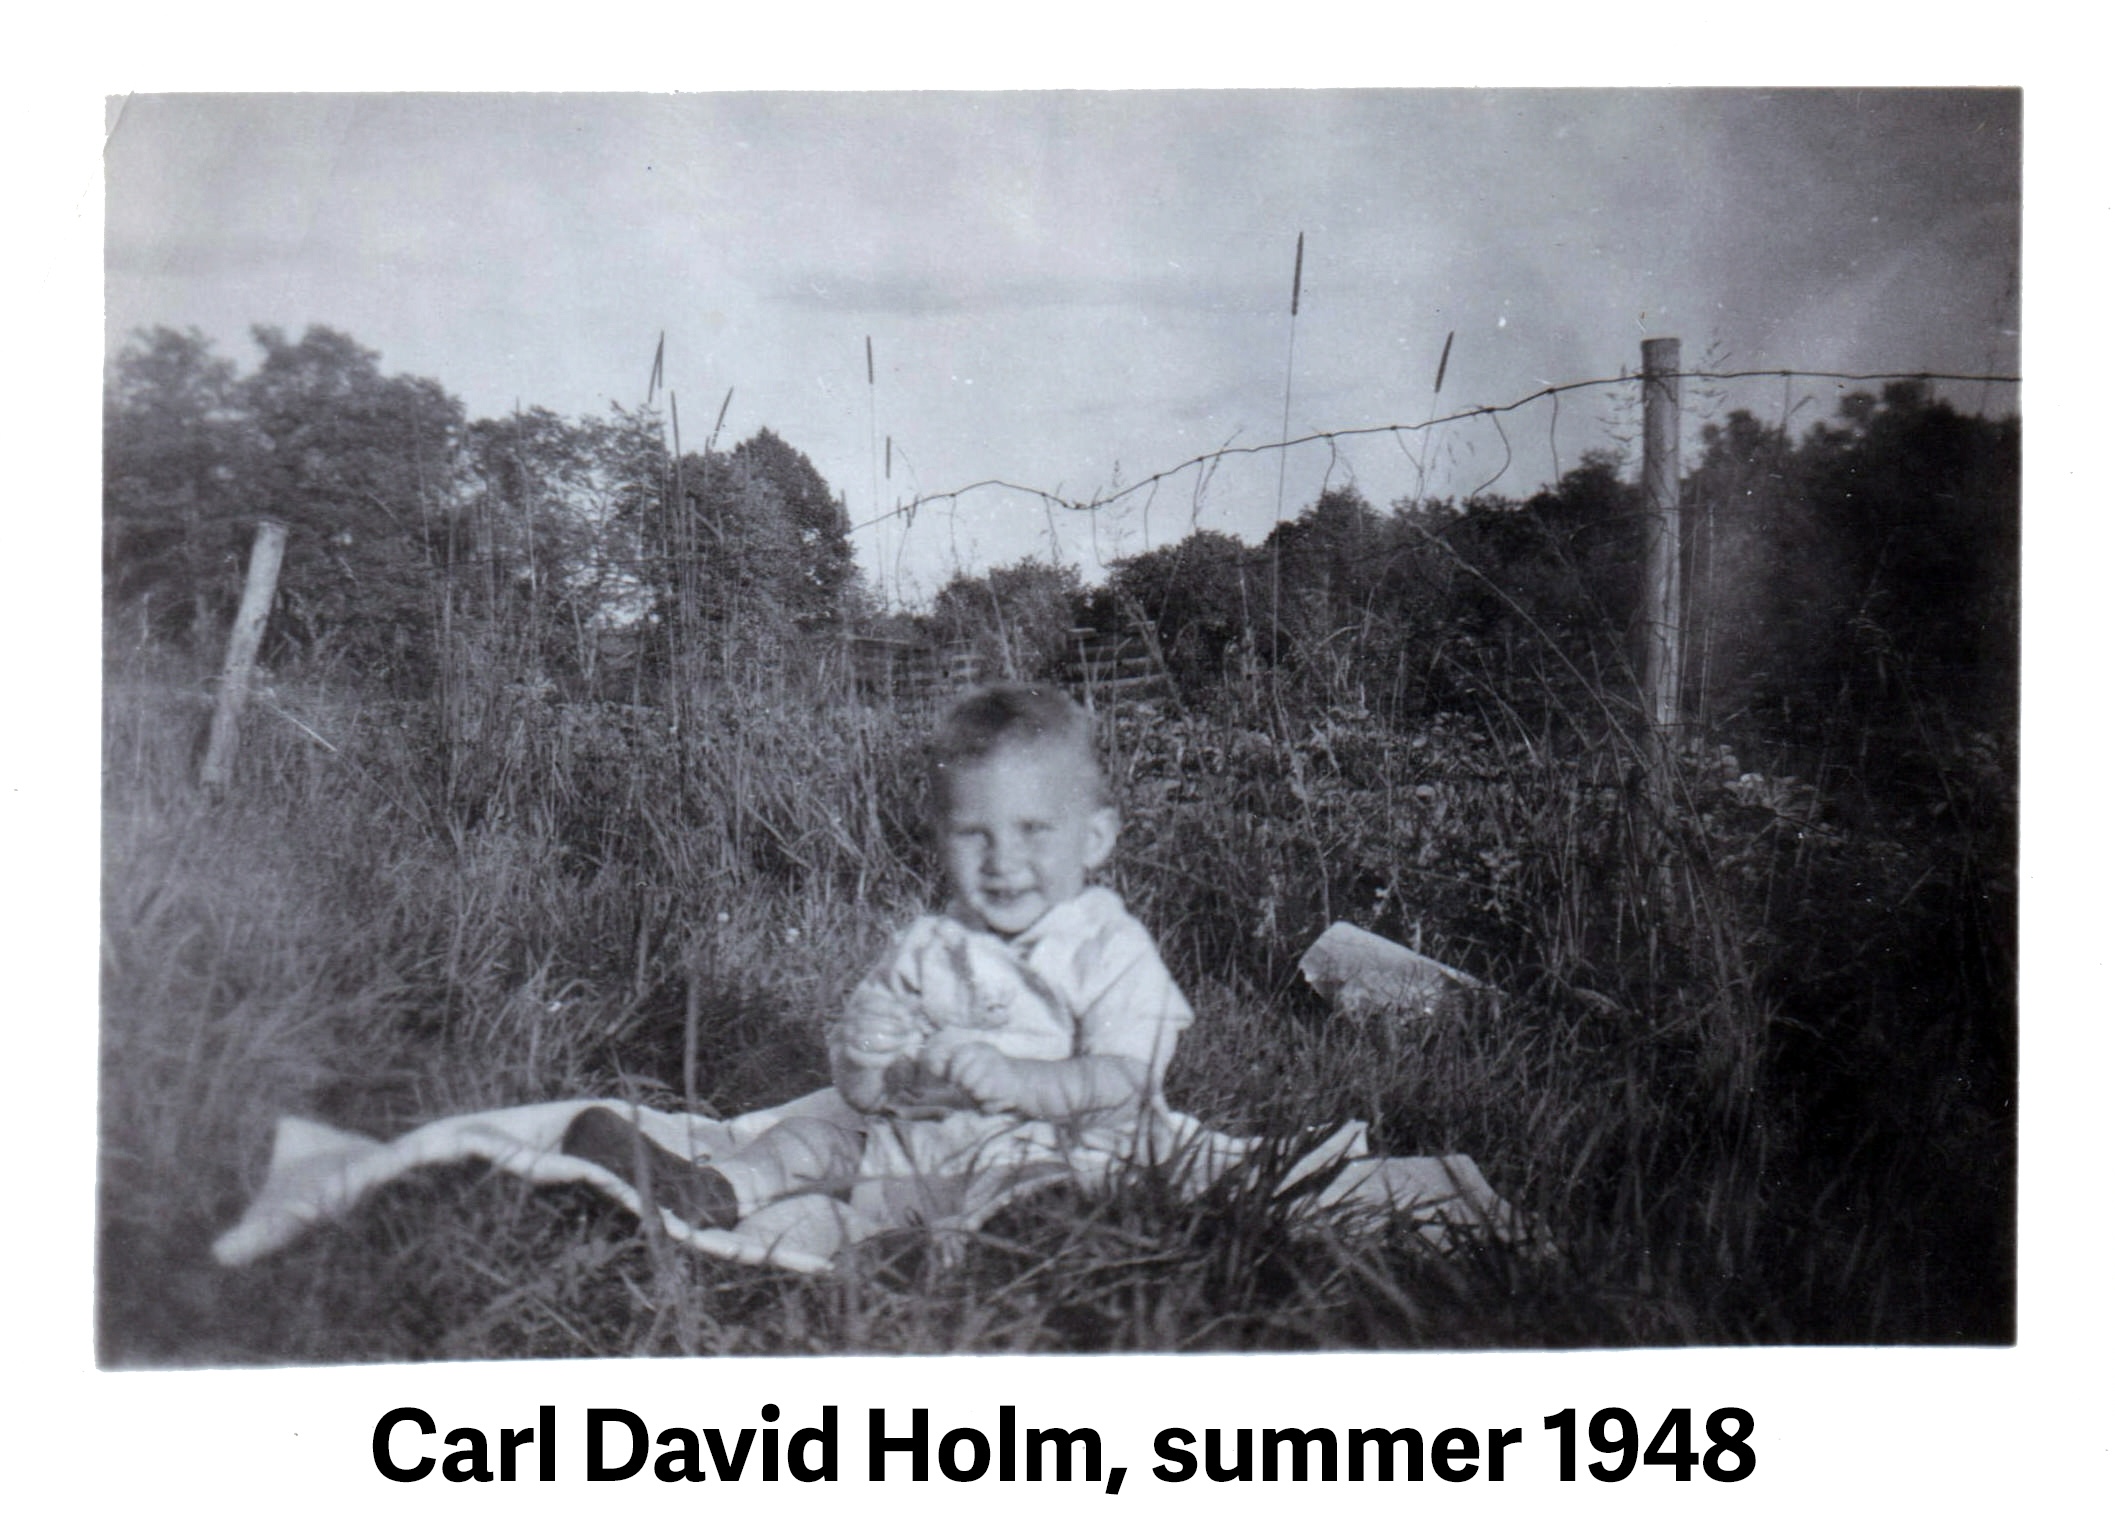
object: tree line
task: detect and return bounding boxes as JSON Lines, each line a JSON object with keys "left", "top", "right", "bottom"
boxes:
{"left": 932, "top": 383, "right": 2016, "bottom": 795}
{"left": 107, "top": 322, "right": 2019, "bottom": 788}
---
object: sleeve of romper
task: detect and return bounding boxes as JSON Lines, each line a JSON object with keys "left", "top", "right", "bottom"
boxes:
{"left": 829, "top": 922, "right": 935, "bottom": 1075}
{"left": 1069, "top": 900, "right": 1195, "bottom": 1097}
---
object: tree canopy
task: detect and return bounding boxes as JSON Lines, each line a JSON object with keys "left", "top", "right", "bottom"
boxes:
{"left": 105, "top": 325, "right": 861, "bottom": 697}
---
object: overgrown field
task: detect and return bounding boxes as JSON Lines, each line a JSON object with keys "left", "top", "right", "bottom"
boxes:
{"left": 98, "top": 634, "right": 2015, "bottom": 1361}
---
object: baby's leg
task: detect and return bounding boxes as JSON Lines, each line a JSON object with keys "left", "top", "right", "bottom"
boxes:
{"left": 713, "top": 1115, "right": 866, "bottom": 1216}
{"left": 560, "top": 1106, "right": 742, "bottom": 1230}
{"left": 562, "top": 1109, "right": 864, "bottom": 1229}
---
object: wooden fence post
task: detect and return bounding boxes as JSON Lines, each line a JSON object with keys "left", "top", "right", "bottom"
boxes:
{"left": 1640, "top": 337, "right": 1684, "bottom": 783}
{"left": 199, "top": 518, "right": 288, "bottom": 791}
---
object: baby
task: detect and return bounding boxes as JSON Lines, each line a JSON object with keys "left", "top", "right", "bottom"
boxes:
{"left": 833, "top": 682, "right": 1192, "bottom": 1123}
{"left": 563, "top": 683, "right": 1192, "bottom": 1230}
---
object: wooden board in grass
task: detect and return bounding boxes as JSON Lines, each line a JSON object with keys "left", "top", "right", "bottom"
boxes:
{"left": 1298, "top": 922, "right": 1489, "bottom": 1022}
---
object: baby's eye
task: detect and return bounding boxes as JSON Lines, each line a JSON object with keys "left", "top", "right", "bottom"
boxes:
{"left": 1021, "top": 820, "right": 1055, "bottom": 836}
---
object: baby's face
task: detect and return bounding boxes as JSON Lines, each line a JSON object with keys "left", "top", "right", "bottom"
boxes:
{"left": 940, "top": 743, "right": 1117, "bottom": 938}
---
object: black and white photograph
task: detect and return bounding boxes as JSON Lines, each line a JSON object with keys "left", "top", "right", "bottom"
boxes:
{"left": 93, "top": 86, "right": 2027, "bottom": 1373}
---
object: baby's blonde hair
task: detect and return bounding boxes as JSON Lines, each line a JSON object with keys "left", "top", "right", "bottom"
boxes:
{"left": 928, "top": 684, "right": 1110, "bottom": 810}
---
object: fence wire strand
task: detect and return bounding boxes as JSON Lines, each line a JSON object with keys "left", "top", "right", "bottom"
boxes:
{"left": 841, "top": 367, "right": 2020, "bottom": 536}
{"left": 418, "top": 366, "right": 2020, "bottom": 580}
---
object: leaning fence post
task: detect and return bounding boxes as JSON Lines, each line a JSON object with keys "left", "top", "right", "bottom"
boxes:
{"left": 199, "top": 518, "right": 288, "bottom": 792}
{"left": 1639, "top": 337, "right": 1684, "bottom": 788}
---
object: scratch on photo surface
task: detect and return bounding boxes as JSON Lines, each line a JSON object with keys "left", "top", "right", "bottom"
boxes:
{"left": 104, "top": 93, "right": 133, "bottom": 156}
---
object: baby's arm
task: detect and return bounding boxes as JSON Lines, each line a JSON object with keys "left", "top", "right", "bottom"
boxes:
{"left": 934, "top": 925, "right": 1192, "bottom": 1123}
{"left": 830, "top": 979, "right": 923, "bottom": 1113}
{"left": 936, "top": 1043, "right": 1149, "bottom": 1121}
{"left": 831, "top": 927, "right": 982, "bottom": 1116}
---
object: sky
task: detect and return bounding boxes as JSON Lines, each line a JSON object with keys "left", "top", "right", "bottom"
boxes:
{"left": 104, "top": 89, "right": 2020, "bottom": 605}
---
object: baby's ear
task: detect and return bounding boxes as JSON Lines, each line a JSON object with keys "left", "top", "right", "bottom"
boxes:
{"left": 1082, "top": 804, "right": 1120, "bottom": 871}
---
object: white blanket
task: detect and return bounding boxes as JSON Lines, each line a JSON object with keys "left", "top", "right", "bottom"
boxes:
{"left": 212, "top": 1088, "right": 1525, "bottom": 1275}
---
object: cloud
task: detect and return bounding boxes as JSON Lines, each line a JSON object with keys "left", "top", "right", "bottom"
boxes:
{"left": 766, "top": 267, "right": 1251, "bottom": 318}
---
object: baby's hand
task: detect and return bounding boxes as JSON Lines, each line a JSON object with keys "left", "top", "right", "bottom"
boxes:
{"left": 879, "top": 1057, "right": 978, "bottom": 1118}
{"left": 838, "top": 991, "right": 921, "bottom": 1070}
{"left": 936, "top": 1040, "right": 1022, "bottom": 1114}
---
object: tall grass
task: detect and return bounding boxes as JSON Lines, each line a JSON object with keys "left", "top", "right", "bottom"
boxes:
{"left": 97, "top": 610, "right": 2013, "bottom": 1362}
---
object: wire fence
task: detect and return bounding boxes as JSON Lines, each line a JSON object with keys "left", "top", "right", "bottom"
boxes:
{"left": 417, "top": 364, "right": 2021, "bottom": 593}
{"left": 161, "top": 349, "right": 2023, "bottom": 791}
{"left": 846, "top": 367, "right": 2023, "bottom": 534}
{"left": 399, "top": 363, "right": 2030, "bottom": 643}
{"left": 813, "top": 357, "right": 2024, "bottom": 719}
